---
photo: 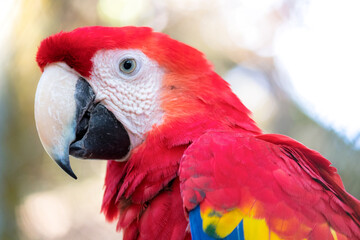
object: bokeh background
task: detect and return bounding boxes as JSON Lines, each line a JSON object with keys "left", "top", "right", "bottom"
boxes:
{"left": 1, "top": 0, "right": 359, "bottom": 239}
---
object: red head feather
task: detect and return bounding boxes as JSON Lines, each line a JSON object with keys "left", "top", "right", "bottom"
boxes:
{"left": 36, "top": 26, "right": 211, "bottom": 78}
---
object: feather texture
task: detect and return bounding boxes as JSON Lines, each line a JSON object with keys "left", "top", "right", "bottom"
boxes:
{"left": 180, "top": 131, "right": 360, "bottom": 239}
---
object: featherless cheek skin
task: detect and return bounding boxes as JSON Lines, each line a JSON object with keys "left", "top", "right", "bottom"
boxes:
{"left": 34, "top": 26, "right": 360, "bottom": 240}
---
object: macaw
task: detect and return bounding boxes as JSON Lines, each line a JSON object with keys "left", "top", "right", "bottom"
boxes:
{"left": 34, "top": 26, "right": 360, "bottom": 240}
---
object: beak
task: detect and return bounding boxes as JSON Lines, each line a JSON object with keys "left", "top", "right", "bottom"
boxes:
{"left": 35, "top": 63, "right": 130, "bottom": 179}
{"left": 35, "top": 64, "right": 80, "bottom": 178}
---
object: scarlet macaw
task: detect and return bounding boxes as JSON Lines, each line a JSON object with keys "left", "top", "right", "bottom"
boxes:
{"left": 34, "top": 26, "right": 360, "bottom": 239}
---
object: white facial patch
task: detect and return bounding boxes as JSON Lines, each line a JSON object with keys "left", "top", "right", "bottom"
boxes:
{"left": 89, "top": 49, "right": 164, "bottom": 152}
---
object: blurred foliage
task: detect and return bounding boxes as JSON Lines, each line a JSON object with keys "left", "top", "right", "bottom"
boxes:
{"left": 0, "top": 0, "right": 359, "bottom": 239}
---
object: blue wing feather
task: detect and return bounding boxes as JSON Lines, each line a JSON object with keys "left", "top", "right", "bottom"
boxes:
{"left": 189, "top": 206, "right": 245, "bottom": 240}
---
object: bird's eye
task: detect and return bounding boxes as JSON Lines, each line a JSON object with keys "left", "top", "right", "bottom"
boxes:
{"left": 119, "top": 58, "right": 137, "bottom": 74}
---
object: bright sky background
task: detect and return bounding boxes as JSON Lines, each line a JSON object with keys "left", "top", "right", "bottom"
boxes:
{"left": 274, "top": 0, "right": 360, "bottom": 147}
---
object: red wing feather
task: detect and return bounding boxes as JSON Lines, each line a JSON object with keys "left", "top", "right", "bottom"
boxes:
{"left": 180, "top": 130, "right": 360, "bottom": 239}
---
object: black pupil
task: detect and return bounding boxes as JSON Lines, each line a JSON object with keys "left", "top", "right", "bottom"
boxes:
{"left": 123, "top": 60, "right": 133, "bottom": 70}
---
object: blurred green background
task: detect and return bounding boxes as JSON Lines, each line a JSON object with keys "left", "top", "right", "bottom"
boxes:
{"left": 0, "top": 0, "right": 359, "bottom": 239}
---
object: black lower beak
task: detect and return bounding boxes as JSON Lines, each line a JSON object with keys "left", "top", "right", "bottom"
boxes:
{"left": 56, "top": 78, "right": 131, "bottom": 178}
{"left": 69, "top": 103, "right": 131, "bottom": 159}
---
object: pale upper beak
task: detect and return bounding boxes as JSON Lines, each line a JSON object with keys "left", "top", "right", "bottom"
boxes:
{"left": 35, "top": 63, "right": 79, "bottom": 178}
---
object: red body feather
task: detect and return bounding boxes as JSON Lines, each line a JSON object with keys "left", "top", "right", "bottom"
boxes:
{"left": 180, "top": 131, "right": 360, "bottom": 238}
{"left": 36, "top": 27, "right": 360, "bottom": 239}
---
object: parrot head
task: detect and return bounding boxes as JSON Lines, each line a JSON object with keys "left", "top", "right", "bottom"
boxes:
{"left": 35, "top": 26, "right": 259, "bottom": 179}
